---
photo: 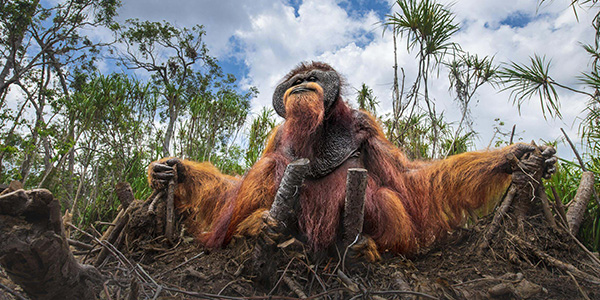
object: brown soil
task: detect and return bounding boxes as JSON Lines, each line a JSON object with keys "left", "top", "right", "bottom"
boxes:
{"left": 1, "top": 193, "right": 598, "bottom": 300}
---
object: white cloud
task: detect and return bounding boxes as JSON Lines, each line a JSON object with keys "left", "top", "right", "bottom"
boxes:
{"left": 112, "top": 0, "right": 595, "bottom": 157}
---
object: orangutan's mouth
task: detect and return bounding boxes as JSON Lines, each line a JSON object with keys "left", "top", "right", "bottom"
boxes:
{"left": 290, "top": 86, "right": 316, "bottom": 94}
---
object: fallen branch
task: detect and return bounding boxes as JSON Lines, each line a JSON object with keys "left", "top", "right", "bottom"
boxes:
{"left": 283, "top": 275, "right": 307, "bottom": 299}
{"left": 157, "top": 252, "right": 205, "bottom": 278}
{"left": 68, "top": 238, "right": 94, "bottom": 250}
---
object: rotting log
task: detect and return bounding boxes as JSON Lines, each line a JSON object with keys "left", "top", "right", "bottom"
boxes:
{"left": 0, "top": 189, "right": 102, "bottom": 299}
{"left": 342, "top": 168, "right": 368, "bottom": 247}
{"left": 566, "top": 171, "right": 595, "bottom": 235}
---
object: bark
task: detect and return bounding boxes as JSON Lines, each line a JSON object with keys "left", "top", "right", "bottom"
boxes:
{"left": 0, "top": 0, "right": 40, "bottom": 96}
{"left": 566, "top": 171, "right": 595, "bottom": 235}
{"left": 162, "top": 95, "right": 178, "bottom": 157}
{"left": 536, "top": 186, "right": 558, "bottom": 230}
{"left": 0, "top": 189, "right": 102, "bottom": 299}
{"left": 268, "top": 158, "right": 310, "bottom": 227}
{"left": 165, "top": 165, "right": 178, "bottom": 244}
{"left": 342, "top": 168, "right": 368, "bottom": 247}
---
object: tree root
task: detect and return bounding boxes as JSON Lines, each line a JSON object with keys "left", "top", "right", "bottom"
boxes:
{"left": 0, "top": 189, "right": 102, "bottom": 299}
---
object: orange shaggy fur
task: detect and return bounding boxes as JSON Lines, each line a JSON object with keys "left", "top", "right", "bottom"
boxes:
{"left": 148, "top": 62, "right": 517, "bottom": 257}
{"left": 150, "top": 111, "right": 514, "bottom": 256}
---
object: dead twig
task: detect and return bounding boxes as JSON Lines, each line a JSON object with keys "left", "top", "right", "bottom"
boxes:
{"left": 68, "top": 238, "right": 94, "bottom": 250}
{"left": 509, "top": 124, "right": 516, "bottom": 144}
{"left": 297, "top": 259, "right": 329, "bottom": 297}
{"left": 160, "top": 285, "right": 347, "bottom": 300}
{"left": 337, "top": 269, "right": 359, "bottom": 293}
{"left": 283, "top": 275, "right": 307, "bottom": 299}
{"left": 151, "top": 285, "right": 163, "bottom": 300}
{"left": 550, "top": 186, "right": 568, "bottom": 226}
{"left": 103, "top": 281, "right": 113, "bottom": 300}
{"left": 95, "top": 206, "right": 131, "bottom": 267}
{"left": 0, "top": 282, "right": 28, "bottom": 300}
{"left": 157, "top": 252, "right": 205, "bottom": 278}
{"left": 557, "top": 221, "right": 600, "bottom": 269}
{"left": 269, "top": 257, "right": 297, "bottom": 296}
{"left": 508, "top": 231, "right": 600, "bottom": 284}
{"left": 349, "top": 290, "right": 439, "bottom": 300}
{"left": 567, "top": 271, "right": 591, "bottom": 300}
{"left": 147, "top": 190, "right": 164, "bottom": 214}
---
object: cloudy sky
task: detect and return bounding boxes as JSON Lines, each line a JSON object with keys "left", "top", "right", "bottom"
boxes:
{"left": 114, "top": 0, "right": 596, "bottom": 156}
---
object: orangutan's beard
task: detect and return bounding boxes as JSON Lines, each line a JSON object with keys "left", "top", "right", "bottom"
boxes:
{"left": 282, "top": 91, "right": 325, "bottom": 158}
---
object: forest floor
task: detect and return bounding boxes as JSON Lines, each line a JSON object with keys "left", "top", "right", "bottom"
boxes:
{"left": 3, "top": 207, "right": 596, "bottom": 300}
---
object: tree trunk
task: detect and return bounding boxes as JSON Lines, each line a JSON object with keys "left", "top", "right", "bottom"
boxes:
{"left": 342, "top": 168, "right": 368, "bottom": 247}
{"left": 566, "top": 171, "right": 595, "bottom": 235}
{"left": 162, "top": 96, "right": 178, "bottom": 157}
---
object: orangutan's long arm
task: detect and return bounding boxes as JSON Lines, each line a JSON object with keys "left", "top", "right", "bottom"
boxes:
{"left": 357, "top": 111, "right": 533, "bottom": 253}
{"left": 147, "top": 126, "right": 285, "bottom": 240}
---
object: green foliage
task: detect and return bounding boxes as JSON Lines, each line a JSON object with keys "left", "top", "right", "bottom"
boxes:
{"left": 356, "top": 83, "right": 379, "bottom": 115}
{"left": 384, "top": 0, "right": 462, "bottom": 158}
{"left": 386, "top": 0, "right": 459, "bottom": 64}
{"left": 244, "top": 107, "right": 277, "bottom": 169}
{"left": 498, "top": 55, "right": 562, "bottom": 119}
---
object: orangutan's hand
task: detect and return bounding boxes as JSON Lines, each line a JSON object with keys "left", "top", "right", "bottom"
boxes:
{"left": 538, "top": 145, "right": 557, "bottom": 179}
{"left": 149, "top": 158, "right": 184, "bottom": 190}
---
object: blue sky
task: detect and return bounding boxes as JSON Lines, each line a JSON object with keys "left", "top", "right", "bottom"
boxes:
{"left": 100, "top": 0, "right": 596, "bottom": 155}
